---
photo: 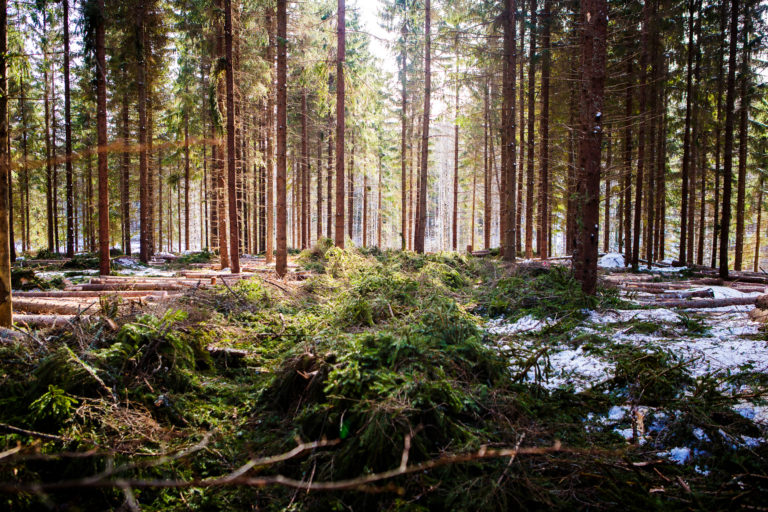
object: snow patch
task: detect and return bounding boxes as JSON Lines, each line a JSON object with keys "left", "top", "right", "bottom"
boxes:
{"left": 486, "top": 315, "right": 555, "bottom": 335}
{"left": 598, "top": 252, "right": 625, "bottom": 269}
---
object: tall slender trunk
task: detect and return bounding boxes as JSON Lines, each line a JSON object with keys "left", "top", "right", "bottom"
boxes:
{"left": 623, "top": 57, "right": 633, "bottom": 265}
{"left": 61, "top": 0, "right": 74, "bottom": 257}
{"left": 265, "top": 9, "right": 275, "bottom": 263}
{"left": 137, "top": 2, "right": 150, "bottom": 263}
{"left": 414, "top": 0, "right": 430, "bottom": 254}
{"left": 334, "top": 0, "right": 346, "bottom": 248}
{"left": 679, "top": 0, "right": 694, "bottom": 264}
{"left": 719, "top": 0, "right": 739, "bottom": 278}
{"left": 96, "top": 0, "right": 109, "bottom": 275}
{"left": 348, "top": 133, "right": 355, "bottom": 242}
{"left": 158, "top": 150, "right": 163, "bottom": 250}
{"left": 574, "top": 0, "right": 607, "bottom": 294}
{"left": 121, "top": 89, "right": 131, "bottom": 255}
{"left": 43, "top": 10, "right": 53, "bottom": 252}
{"left": 400, "top": 19, "right": 407, "bottom": 249}
{"left": 452, "top": 35, "right": 459, "bottom": 251}
{"left": 603, "top": 129, "right": 612, "bottom": 253}
{"left": 363, "top": 171, "right": 368, "bottom": 247}
{"left": 712, "top": 1, "right": 727, "bottom": 268}
{"left": 524, "top": 0, "right": 536, "bottom": 259}
{"left": 326, "top": 111, "right": 333, "bottom": 239}
{"left": 516, "top": 2, "right": 525, "bottom": 256}
{"left": 224, "top": 0, "right": 240, "bottom": 272}
{"left": 0, "top": 0, "right": 10, "bottom": 325}
{"left": 483, "top": 79, "right": 490, "bottom": 250}
{"left": 184, "top": 90, "right": 191, "bottom": 251}
{"left": 501, "top": 0, "right": 517, "bottom": 261}
{"left": 632, "top": 0, "right": 650, "bottom": 271}
{"left": 377, "top": 150, "right": 382, "bottom": 247}
{"left": 734, "top": 11, "right": 750, "bottom": 271}
{"left": 275, "top": 0, "right": 287, "bottom": 275}
{"left": 754, "top": 175, "right": 763, "bottom": 272}
{"left": 301, "top": 88, "right": 309, "bottom": 249}
{"left": 317, "top": 132, "right": 323, "bottom": 241}
{"left": 538, "top": 0, "right": 551, "bottom": 259}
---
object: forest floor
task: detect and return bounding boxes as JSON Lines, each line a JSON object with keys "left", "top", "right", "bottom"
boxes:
{"left": 1, "top": 243, "right": 767, "bottom": 511}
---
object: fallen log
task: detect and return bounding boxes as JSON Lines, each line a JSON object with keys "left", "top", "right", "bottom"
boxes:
{"left": 76, "top": 283, "right": 184, "bottom": 292}
{"left": 13, "top": 298, "right": 97, "bottom": 315}
{"left": 14, "top": 290, "right": 167, "bottom": 298}
{"left": 660, "top": 289, "right": 715, "bottom": 299}
{"left": 648, "top": 297, "right": 756, "bottom": 309}
{"left": 14, "top": 314, "right": 78, "bottom": 328}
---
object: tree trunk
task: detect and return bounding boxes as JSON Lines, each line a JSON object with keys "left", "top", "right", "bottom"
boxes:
{"left": 377, "top": 150, "right": 382, "bottom": 247}
{"left": 517, "top": 3, "right": 525, "bottom": 256}
{"left": 603, "top": 129, "right": 611, "bottom": 253}
{"left": 400, "top": 19, "right": 407, "bottom": 250}
{"left": 334, "top": 0, "right": 346, "bottom": 249}
{"left": 632, "top": 0, "right": 651, "bottom": 271}
{"left": 414, "top": 1, "right": 430, "bottom": 254}
{"left": 719, "top": 0, "right": 739, "bottom": 279}
{"left": 224, "top": 0, "right": 240, "bottom": 273}
{"left": 317, "top": 132, "right": 323, "bottom": 242}
{"left": 679, "top": 0, "right": 694, "bottom": 264}
{"left": 623, "top": 56, "right": 633, "bottom": 266}
{"left": 184, "top": 90, "right": 191, "bottom": 252}
{"left": 452, "top": 36, "right": 459, "bottom": 251}
{"left": 121, "top": 89, "right": 131, "bottom": 255}
{"left": 538, "top": 0, "right": 551, "bottom": 259}
{"left": 301, "top": 88, "right": 309, "bottom": 249}
{"left": 348, "top": 133, "right": 355, "bottom": 242}
{"left": 524, "top": 0, "right": 536, "bottom": 259}
{"left": 42, "top": 10, "right": 53, "bottom": 253}
{"left": 0, "top": 0, "right": 10, "bottom": 325}
{"left": 265, "top": 8, "right": 275, "bottom": 264}
{"left": 712, "top": 0, "right": 727, "bottom": 268}
{"left": 326, "top": 110, "right": 333, "bottom": 240}
{"left": 96, "top": 0, "right": 109, "bottom": 276}
{"left": 500, "top": 0, "right": 517, "bottom": 261}
{"left": 275, "top": 0, "right": 288, "bottom": 275}
{"left": 573, "top": 0, "right": 607, "bottom": 294}
{"left": 62, "top": 0, "right": 74, "bottom": 258}
{"left": 734, "top": 11, "right": 750, "bottom": 271}
{"left": 137, "top": 2, "right": 150, "bottom": 264}
{"left": 483, "top": 79, "right": 490, "bottom": 250}
{"left": 754, "top": 175, "right": 763, "bottom": 272}
{"left": 363, "top": 171, "right": 368, "bottom": 247}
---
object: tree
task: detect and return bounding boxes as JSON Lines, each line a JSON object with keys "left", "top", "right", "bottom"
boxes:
{"left": 719, "top": 0, "right": 739, "bottom": 279}
{"left": 0, "top": 0, "right": 10, "bottom": 326}
{"left": 224, "top": 0, "right": 240, "bottom": 273}
{"left": 573, "top": 0, "right": 607, "bottom": 294}
{"left": 63, "top": 0, "right": 74, "bottom": 258}
{"left": 334, "top": 0, "right": 345, "bottom": 248}
{"left": 413, "top": 0, "right": 430, "bottom": 254}
{"left": 95, "top": 0, "right": 109, "bottom": 275}
{"left": 501, "top": 0, "right": 516, "bottom": 261}
{"left": 275, "top": 0, "right": 287, "bottom": 276}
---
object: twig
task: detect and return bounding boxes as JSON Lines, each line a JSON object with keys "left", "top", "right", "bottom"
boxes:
{"left": 0, "top": 422, "right": 68, "bottom": 442}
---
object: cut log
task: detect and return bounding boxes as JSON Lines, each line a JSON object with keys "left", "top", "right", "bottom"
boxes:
{"left": 76, "top": 283, "right": 184, "bottom": 292}
{"left": 755, "top": 294, "right": 768, "bottom": 310}
{"left": 660, "top": 289, "right": 715, "bottom": 299}
{"left": 14, "top": 314, "right": 78, "bottom": 328}
{"left": 14, "top": 290, "right": 167, "bottom": 298}
{"left": 649, "top": 297, "right": 756, "bottom": 309}
{"left": 13, "top": 298, "right": 97, "bottom": 315}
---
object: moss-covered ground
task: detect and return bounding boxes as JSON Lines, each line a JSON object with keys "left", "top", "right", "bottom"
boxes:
{"left": 1, "top": 242, "right": 766, "bottom": 510}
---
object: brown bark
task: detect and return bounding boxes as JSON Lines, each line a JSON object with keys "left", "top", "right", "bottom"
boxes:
{"left": 414, "top": 0, "right": 430, "bottom": 254}
{"left": 719, "top": 0, "right": 739, "bottom": 278}
{"left": 225, "top": 0, "right": 240, "bottom": 273}
{"left": 400, "top": 19, "right": 407, "bottom": 250}
{"left": 573, "top": 0, "right": 607, "bottom": 294}
{"left": 501, "top": 0, "right": 517, "bottom": 261}
{"left": 334, "top": 0, "right": 346, "bottom": 248}
{"left": 184, "top": 90, "right": 191, "bottom": 252}
{"left": 275, "top": 0, "right": 287, "bottom": 276}
{"left": 121, "top": 89, "right": 131, "bottom": 255}
{"left": 483, "top": 79, "right": 490, "bottom": 250}
{"left": 266, "top": 8, "right": 275, "bottom": 263}
{"left": 632, "top": 0, "right": 651, "bottom": 271}
{"left": 622, "top": 57, "right": 632, "bottom": 266}
{"left": 734, "top": 12, "right": 750, "bottom": 271}
{"left": 452, "top": 39, "right": 459, "bottom": 252}
{"left": 96, "top": 0, "right": 109, "bottom": 276}
{"left": 524, "top": 0, "right": 536, "bottom": 259}
{"left": 63, "top": 0, "right": 74, "bottom": 258}
{"left": 538, "top": 0, "right": 551, "bottom": 259}
{"left": 712, "top": 0, "right": 727, "bottom": 268}
{"left": 137, "top": 2, "right": 150, "bottom": 264}
{"left": 754, "top": 175, "right": 763, "bottom": 272}
{"left": 679, "top": 0, "right": 694, "bottom": 264}
{"left": 42, "top": 9, "right": 53, "bottom": 253}
{"left": 0, "top": 0, "right": 10, "bottom": 325}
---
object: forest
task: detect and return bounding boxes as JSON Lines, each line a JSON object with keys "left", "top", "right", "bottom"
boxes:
{"left": 0, "top": 0, "right": 767, "bottom": 509}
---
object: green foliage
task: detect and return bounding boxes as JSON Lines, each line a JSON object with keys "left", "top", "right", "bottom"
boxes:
{"left": 62, "top": 253, "right": 100, "bottom": 269}
{"left": 176, "top": 250, "right": 213, "bottom": 264}
{"left": 611, "top": 346, "right": 692, "bottom": 405}
{"left": 29, "top": 385, "right": 78, "bottom": 426}
{"left": 34, "top": 249, "right": 63, "bottom": 260}
{"left": 11, "top": 268, "right": 65, "bottom": 290}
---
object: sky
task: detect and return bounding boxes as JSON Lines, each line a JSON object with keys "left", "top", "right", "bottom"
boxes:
{"left": 354, "top": 0, "right": 399, "bottom": 79}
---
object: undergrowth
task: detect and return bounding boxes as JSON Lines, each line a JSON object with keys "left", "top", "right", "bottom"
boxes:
{"left": 0, "top": 244, "right": 765, "bottom": 511}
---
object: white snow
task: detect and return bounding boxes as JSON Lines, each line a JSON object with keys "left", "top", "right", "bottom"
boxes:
{"left": 486, "top": 315, "right": 555, "bottom": 335}
{"left": 524, "top": 346, "right": 615, "bottom": 392}
{"left": 598, "top": 252, "right": 625, "bottom": 269}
